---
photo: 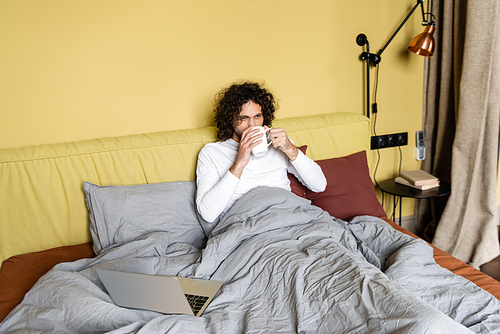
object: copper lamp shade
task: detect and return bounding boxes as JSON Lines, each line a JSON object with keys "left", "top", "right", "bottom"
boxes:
{"left": 408, "top": 25, "right": 435, "bottom": 57}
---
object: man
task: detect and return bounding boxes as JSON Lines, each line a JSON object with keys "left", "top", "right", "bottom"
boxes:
{"left": 196, "top": 81, "right": 326, "bottom": 223}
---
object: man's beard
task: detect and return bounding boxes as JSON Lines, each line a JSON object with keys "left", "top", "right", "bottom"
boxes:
{"left": 234, "top": 131, "right": 242, "bottom": 141}
{"left": 232, "top": 127, "right": 243, "bottom": 142}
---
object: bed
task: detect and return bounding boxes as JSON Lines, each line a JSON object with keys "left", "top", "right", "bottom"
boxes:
{"left": 1, "top": 112, "right": 500, "bottom": 333}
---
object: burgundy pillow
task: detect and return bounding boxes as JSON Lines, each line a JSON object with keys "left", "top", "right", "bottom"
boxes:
{"left": 288, "top": 145, "right": 308, "bottom": 198}
{"left": 0, "top": 242, "right": 94, "bottom": 323}
{"left": 305, "top": 151, "right": 386, "bottom": 221}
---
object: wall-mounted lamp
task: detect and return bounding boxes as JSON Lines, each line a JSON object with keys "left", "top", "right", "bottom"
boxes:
{"left": 356, "top": 0, "right": 436, "bottom": 118}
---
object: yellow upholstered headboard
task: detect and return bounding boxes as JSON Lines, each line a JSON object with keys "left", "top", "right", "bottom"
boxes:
{"left": 0, "top": 112, "right": 370, "bottom": 265}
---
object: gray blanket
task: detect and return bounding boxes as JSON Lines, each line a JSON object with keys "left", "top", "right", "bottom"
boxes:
{"left": 1, "top": 187, "right": 500, "bottom": 333}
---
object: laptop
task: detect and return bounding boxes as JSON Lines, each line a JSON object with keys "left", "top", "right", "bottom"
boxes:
{"left": 96, "top": 269, "right": 223, "bottom": 316}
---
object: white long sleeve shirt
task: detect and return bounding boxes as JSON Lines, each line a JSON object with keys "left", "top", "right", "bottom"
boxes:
{"left": 196, "top": 138, "right": 326, "bottom": 223}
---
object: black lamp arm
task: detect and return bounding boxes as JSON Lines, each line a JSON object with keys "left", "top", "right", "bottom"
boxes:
{"left": 359, "top": 0, "right": 430, "bottom": 66}
{"left": 377, "top": 0, "right": 425, "bottom": 58}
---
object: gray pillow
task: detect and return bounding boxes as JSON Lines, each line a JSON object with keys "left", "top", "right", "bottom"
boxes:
{"left": 83, "top": 181, "right": 206, "bottom": 255}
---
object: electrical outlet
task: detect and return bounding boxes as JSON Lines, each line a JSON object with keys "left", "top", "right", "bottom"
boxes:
{"left": 370, "top": 132, "right": 408, "bottom": 150}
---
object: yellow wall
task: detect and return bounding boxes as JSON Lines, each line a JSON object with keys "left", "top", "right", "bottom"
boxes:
{"left": 0, "top": 0, "right": 432, "bottom": 217}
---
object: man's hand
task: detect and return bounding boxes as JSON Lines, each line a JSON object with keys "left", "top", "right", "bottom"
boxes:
{"left": 229, "top": 127, "right": 264, "bottom": 178}
{"left": 268, "top": 127, "right": 298, "bottom": 161}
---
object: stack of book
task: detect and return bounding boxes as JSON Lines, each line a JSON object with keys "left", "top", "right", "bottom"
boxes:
{"left": 395, "top": 170, "right": 440, "bottom": 190}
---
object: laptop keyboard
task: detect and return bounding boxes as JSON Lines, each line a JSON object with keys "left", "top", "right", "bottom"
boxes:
{"left": 185, "top": 294, "right": 209, "bottom": 315}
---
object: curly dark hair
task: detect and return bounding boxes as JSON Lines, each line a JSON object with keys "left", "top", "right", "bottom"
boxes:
{"left": 213, "top": 81, "right": 278, "bottom": 141}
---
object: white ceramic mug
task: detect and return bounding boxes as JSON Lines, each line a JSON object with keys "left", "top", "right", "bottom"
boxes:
{"left": 251, "top": 126, "right": 272, "bottom": 157}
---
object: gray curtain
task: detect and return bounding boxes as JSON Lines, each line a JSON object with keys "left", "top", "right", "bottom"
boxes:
{"left": 418, "top": 0, "right": 500, "bottom": 268}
